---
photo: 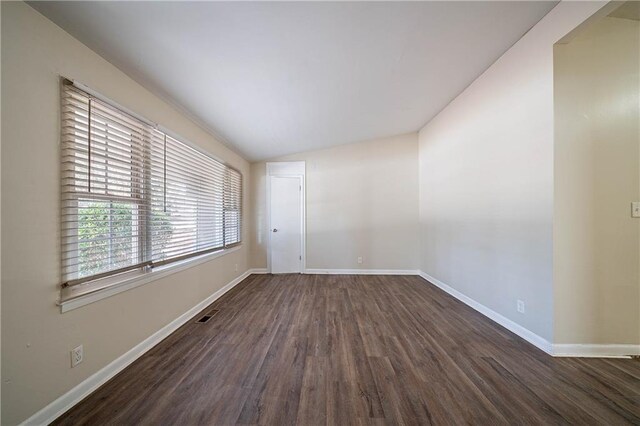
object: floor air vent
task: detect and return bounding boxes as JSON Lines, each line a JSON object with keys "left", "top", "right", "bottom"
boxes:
{"left": 196, "top": 309, "right": 219, "bottom": 323}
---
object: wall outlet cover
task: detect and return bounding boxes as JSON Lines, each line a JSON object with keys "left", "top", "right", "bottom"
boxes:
{"left": 71, "top": 345, "right": 83, "bottom": 368}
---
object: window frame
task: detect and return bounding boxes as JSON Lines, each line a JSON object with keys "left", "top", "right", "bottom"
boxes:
{"left": 60, "top": 79, "right": 243, "bottom": 305}
{"left": 63, "top": 100, "right": 150, "bottom": 283}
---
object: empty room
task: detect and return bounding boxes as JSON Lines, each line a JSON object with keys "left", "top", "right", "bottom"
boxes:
{"left": 1, "top": 0, "right": 639, "bottom": 424}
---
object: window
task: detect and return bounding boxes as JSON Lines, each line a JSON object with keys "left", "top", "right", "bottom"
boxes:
{"left": 61, "top": 81, "right": 242, "bottom": 295}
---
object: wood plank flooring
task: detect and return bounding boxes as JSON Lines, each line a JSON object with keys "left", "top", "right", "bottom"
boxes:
{"left": 53, "top": 274, "right": 640, "bottom": 425}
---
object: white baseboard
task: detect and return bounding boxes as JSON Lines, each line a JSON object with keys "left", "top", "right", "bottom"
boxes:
{"left": 305, "top": 268, "right": 419, "bottom": 275}
{"left": 418, "top": 271, "right": 640, "bottom": 358}
{"left": 22, "top": 269, "right": 256, "bottom": 426}
{"left": 553, "top": 344, "right": 639, "bottom": 358}
{"left": 417, "top": 271, "right": 554, "bottom": 355}
{"left": 249, "top": 268, "right": 269, "bottom": 274}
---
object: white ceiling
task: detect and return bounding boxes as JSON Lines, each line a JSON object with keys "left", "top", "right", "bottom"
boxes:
{"left": 31, "top": 1, "right": 557, "bottom": 161}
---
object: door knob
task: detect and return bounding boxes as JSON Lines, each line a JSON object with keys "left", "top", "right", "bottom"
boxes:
{"left": 272, "top": 228, "right": 278, "bottom": 232}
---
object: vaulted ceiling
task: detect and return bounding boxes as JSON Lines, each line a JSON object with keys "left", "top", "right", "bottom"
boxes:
{"left": 31, "top": 1, "right": 557, "bottom": 160}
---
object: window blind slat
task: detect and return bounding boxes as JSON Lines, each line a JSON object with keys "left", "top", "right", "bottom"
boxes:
{"left": 61, "top": 82, "right": 242, "bottom": 288}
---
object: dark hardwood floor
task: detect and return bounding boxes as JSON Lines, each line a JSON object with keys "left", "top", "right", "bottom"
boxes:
{"left": 54, "top": 274, "right": 640, "bottom": 425}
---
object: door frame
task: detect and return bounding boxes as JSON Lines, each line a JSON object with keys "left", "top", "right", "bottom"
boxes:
{"left": 266, "top": 161, "right": 306, "bottom": 273}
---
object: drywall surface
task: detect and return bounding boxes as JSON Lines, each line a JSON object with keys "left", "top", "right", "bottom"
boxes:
{"left": 554, "top": 16, "right": 640, "bottom": 345}
{"left": 417, "top": 1, "right": 606, "bottom": 342}
{"left": 251, "top": 133, "right": 419, "bottom": 271}
{"left": 1, "top": 3, "right": 250, "bottom": 424}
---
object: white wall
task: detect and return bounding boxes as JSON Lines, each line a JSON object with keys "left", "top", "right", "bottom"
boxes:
{"left": 554, "top": 15, "right": 640, "bottom": 345}
{"left": 251, "top": 133, "right": 419, "bottom": 271}
{"left": 1, "top": 3, "right": 250, "bottom": 424}
{"left": 417, "top": 1, "right": 607, "bottom": 342}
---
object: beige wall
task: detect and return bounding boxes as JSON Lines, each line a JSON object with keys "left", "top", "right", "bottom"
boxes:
{"left": 554, "top": 15, "right": 640, "bottom": 345}
{"left": 2, "top": 2, "right": 634, "bottom": 423}
{"left": 417, "top": 1, "right": 607, "bottom": 342}
{"left": 1, "top": 3, "right": 250, "bottom": 424}
{"left": 250, "top": 133, "right": 419, "bottom": 271}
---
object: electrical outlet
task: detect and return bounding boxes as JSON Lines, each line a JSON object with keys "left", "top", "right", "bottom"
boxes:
{"left": 234, "top": 263, "right": 238, "bottom": 272}
{"left": 517, "top": 300, "right": 525, "bottom": 314}
{"left": 632, "top": 202, "right": 640, "bottom": 218}
{"left": 357, "top": 256, "right": 363, "bottom": 264}
{"left": 71, "top": 345, "right": 83, "bottom": 368}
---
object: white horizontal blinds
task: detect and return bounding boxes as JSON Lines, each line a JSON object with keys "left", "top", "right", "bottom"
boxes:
{"left": 224, "top": 167, "right": 242, "bottom": 246}
{"left": 61, "top": 84, "right": 149, "bottom": 285}
{"left": 61, "top": 81, "right": 242, "bottom": 286}
{"left": 149, "top": 135, "right": 227, "bottom": 265}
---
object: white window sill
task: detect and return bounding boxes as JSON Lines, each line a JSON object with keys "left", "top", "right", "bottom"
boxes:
{"left": 58, "top": 245, "right": 242, "bottom": 313}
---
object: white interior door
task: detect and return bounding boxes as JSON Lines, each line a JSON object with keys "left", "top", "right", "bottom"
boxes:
{"left": 270, "top": 176, "right": 302, "bottom": 273}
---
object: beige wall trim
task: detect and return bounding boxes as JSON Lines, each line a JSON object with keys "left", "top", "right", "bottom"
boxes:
{"left": 20, "top": 270, "right": 263, "bottom": 426}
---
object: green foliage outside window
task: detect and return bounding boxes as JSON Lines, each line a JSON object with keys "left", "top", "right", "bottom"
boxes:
{"left": 77, "top": 201, "right": 173, "bottom": 277}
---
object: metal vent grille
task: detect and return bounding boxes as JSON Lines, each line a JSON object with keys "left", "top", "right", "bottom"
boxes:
{"left": 196, "top": 309, "right": 219, "bottom": 323}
